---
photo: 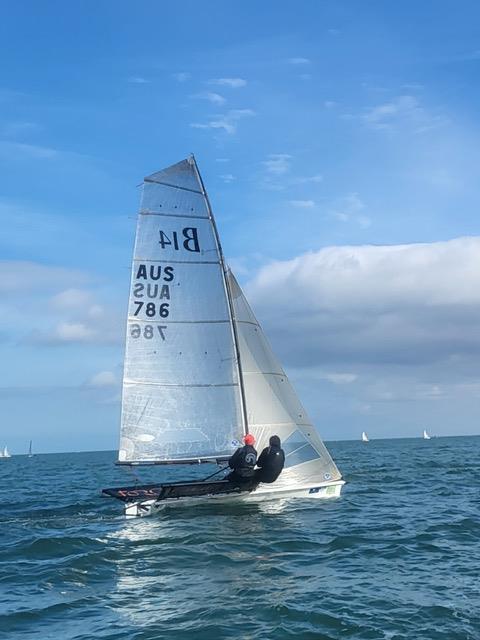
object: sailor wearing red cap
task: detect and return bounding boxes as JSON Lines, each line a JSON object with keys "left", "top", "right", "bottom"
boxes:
{"left": 226, "top": 434, "right": 257, "bottom": 484}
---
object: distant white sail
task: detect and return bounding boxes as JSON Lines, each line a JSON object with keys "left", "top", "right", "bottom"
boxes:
{"left": 1, "top": 446, "right": 11, "bottom": 458}
{"left": 228, "top": 271, "right": 342, "bottom": 486}
{"left": 28, "top": 440, "right": 33, "bottom": 457}
{"left": 423, "top": 429, "right": 431, "bottom": 440}
{"left": 361, "top": 431, "right": 369, "bottom": 442}
{"left": 119, "top": 158, "right": 245, "bottom": 464}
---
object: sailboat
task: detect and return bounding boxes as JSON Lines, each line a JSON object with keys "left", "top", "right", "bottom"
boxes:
{"left": 28, "top": 440, "right": 33, "bottom": 457}
{"left": 0, "top": 446, "right": 11, "bottom": 458}
{"left": 361, "top": 431, "right": 369, "bottom": 442}
{"left": 423, "top": 429, "right": 431, "bottom": 440}
{"left": 102, "top": 157, "right": 344, "bottom": 517}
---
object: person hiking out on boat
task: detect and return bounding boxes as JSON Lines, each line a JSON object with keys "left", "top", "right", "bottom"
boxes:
{"left": 254, "top": 435, "right": 285, "bottom": 483}
{"left": 226, "top": 434, "right": 257, "bottom": 484}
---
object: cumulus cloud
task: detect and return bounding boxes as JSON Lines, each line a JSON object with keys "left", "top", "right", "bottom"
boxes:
{"left": 208, "top": 78, "right": 246, "bottom": 88}
{"left": 246, "top": 236, "right": 480, "bottom": 369}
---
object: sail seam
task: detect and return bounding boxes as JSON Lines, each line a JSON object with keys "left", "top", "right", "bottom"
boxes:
{"left": 127, "top": 318, "right": 230, "bottom": 325}
{"left": 133, "top": 259, "right": 220, "bottom": 264}
{"left": 123, "top": 380, "right": 239, "bottom": 388}
{"left": 140, "top": 211, "right": 208, "bottom": 220}
{"left": 144, "top": 178, "right": 204, "bottom": 195}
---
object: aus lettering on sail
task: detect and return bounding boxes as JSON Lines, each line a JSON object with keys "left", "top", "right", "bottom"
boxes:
{"left": 129, "top": 226, "right": 203, "bottom": 342}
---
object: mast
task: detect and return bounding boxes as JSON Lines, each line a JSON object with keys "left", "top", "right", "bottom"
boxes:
{"left": 190, "top": 155, "right": 249, "bottom": 437}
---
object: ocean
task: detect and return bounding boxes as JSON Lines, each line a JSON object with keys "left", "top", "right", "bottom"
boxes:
{"left": 1, "top": 436, "right": 479, "bottom": 640}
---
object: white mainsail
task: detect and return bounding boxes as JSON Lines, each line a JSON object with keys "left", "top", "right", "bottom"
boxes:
{"left": 362, "top": 431, "right": 369, "bottom": 442}
{"left": 423, "top": 429, "right": 431, "bottom": 440}
{"left": 228, "top": 272, "right": 342, "bottom": 486}
{"left": 1, "top": 446, "right": 11, "bottom": 458}
{"left": 119, "top": 158, "right": 245, "bottom": 464}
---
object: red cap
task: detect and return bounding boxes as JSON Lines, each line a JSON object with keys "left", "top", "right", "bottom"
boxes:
{"left": 243, "top": 434, "right": 255, "bottom": 445}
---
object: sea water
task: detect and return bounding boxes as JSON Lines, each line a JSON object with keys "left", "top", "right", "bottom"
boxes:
{"left": 1, "top": 436, "right": 479, "bottom": 639}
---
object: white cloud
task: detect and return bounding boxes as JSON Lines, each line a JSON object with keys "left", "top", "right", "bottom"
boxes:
{"left": 220, "top": 174, "right": 235, "bottom": 183}
{"left": 324, "top": 101, "right": 337, "bottom": 109}
{"left": 173, "top": 72, "right": 190, "bottom": 82}
{"left": 294, "top": 174, "right": 323, "bottom": 184}
{"left": 329, "top": 193, "right": 371, "bottom": 227}
{"left": 127, "top": 76, "right": 150, "bottom": 84}
{"left": 51, "top": 288, "right": 94, "bottom": 310}
{"left": 263, "top": 153, "right": 292, "bottom": 175}
{"left": 289, "top": 199, "right": 315, "bottom": 208}
{"left": 0, "top": 141, "right": 58, "bottom": 159}
{"left": 324, "top": 373, "right": 358, "bottom": 384}
{"left": 192, "top": 92, "right": 226, "bottom": 106}
{"left": 287, "top": 57, "right": 311, "bottom": 65}
{"left": 53, "top": 322, "right": 96, "bottom": 343}
{"left": 247, "top": 237, "right": 480, "bottom": 371}
{"left": 0, "top": 261, "right": 89, "bottom": 293}
{"left": 363, "top": 95, "right": 448, "bottom": 134}
{"left": 208, "top": 78, "right": 247, "bottom": 88}
{"left": 88, "top": 370, "right": 118, "bottom": 387}
{"left": 190, "top": 108, "right": 255, "bottom": 135}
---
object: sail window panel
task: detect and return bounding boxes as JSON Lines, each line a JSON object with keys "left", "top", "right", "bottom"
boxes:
{"left": 277, "top": 456, "right": 343, "bottom": 485}
{"left": 242, "top": 371, "right": 313, "bottom": 429}
{"left": 141, "top": 182, "right": 208, "bottom": 217}
{"left": 124, "top": 321, "right": 239, "bottom": 386}
{"left": 228, "top": 272, "right": 259, "bottom": 325}
{"left": 120, "top": 382, "right": 243, "bottom": 462}
{"left": 235, "top": 322, "right": 285, "bottom": 376}
{"left": 134, "top": 216, "right": 220, "bottom": 263}
{"left": 129, "top": 262, "right": 230, "bottom": 323}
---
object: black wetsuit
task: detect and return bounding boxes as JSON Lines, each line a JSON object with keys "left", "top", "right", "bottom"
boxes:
{"left": 226, "top": 445, "right": 257, "bottom": 483}
{"left": 255, "top": 443, "right": 285, "bottom": 483}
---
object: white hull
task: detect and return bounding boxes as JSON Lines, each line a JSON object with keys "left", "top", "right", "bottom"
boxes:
{"left": 124, "top": 479, "right": 345, "bottom": 518}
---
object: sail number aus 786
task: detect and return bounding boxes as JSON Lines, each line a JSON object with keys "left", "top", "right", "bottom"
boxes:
{"left": 130, "top": 324, "right": 166, "bottom": 340}
{"left": 133, "top": 301, "right": 169, "bottom": 318}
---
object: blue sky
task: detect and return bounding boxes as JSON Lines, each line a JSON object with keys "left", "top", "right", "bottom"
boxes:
{"left": 1, "top": 1, "right": 480, "bottom": 453}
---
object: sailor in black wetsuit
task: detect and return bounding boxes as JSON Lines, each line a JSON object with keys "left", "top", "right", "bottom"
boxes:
{"left": 226, "top": 434, "right": 257, "bottom": 484}
{"left": 254, "top": 435, "right": 285, "bottom": 483}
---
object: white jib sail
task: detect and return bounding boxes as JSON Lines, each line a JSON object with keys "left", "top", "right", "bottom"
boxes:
{"left": 119, "top": 158, "right": 245, "bottom": 463}
{"left": 227, "top": 271, "right": 342, "bottom": 487}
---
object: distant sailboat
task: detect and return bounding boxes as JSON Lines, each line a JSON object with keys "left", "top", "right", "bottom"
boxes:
{"left": 423, "top": 429, "right": 431, "bottom": 440}
{"left": 361, "top": 431, "right": 369, "bottom": 442}
{"left": 28, "top": 440, "right": 33, "bottom": 457}
{"left": 0, "top": 446, "right": 11, "bottom": 458}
